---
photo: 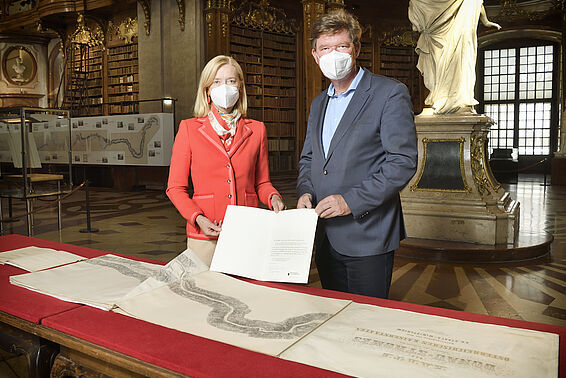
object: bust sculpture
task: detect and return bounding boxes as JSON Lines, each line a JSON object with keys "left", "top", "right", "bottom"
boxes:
{"left": 408, "top": 0, "right": 501, "bottom": 115}
{"left": 11, "top": 56, "right": 26, "bottom": 82}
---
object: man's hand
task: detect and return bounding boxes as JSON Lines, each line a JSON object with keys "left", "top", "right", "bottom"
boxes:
{"left": 315, "top": 194, "right": 351, "bottom": 218}
{"left": 297, "top": 193, "right": 313, "bottom": 209}
{"left": 195, "top": 215, "right": 222, "bottom": 237}
{"left": 271, "top": 195, "right": 285, "bottom": 213}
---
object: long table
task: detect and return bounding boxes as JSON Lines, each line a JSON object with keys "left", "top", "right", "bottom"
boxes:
{"left": 1, "top": 234, "right": 565, "bottom": 377}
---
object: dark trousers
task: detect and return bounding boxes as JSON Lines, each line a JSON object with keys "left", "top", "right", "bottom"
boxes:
{"left": 315, "top": 235, "right": 394, "bottom": 299}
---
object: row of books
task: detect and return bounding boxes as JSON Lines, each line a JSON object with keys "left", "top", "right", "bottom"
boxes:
{"left": 247, "top": 86, "right": 296, "bottom": 96}
{"left": 264, "top": 76, "right": 295, "bottom": 87}
{"left": 108, "top": 74, "right": 138, "bottom": 85}
{"left": 263, "top": 48, "right": 294, "bottom": 59}
{"left": 231, "top": 26, "right": 262, "bottom": 39}
{"left": 86, "top": 78, "right": 103, "bottom": 86}
{"left": 263, "top": 96, "right": 295, "bottom": 108}
{"left": 86, "top": 88, "right": 102, "bottom": 96}
{"left": 108, "top": 84, "right": 138, "bottom": 94}
{"left": 263, "top": 57, "right": 295, "bottom": 68}
{"left": 231, "top": 44, "right": 260, "bottom": 56}
{"left": 108, "top": 94, "right": 138, "bottom": 103}
{"left": 380, "top": 50, "right": 413, "bottom": 61}
{"left": 77, "top": 106, "right": 103, "bottom": 116}
{"left": 108, "top": 44, "right": 138, "bottom": 55}
{"left": 230, "top": 34, "right": 262, "bottom": 47}
{"left": 264, "top": 109, "right": 296, "bottom": 122}
{"left": 232, "top": 53, "right": 262, "bottom": 65}
{"left": 265, "top": 122, "right": 296, "bottom": 137}
{"left": 107, "top": 51, "right": 138, "bottom": 61}
{"left": 263, "top": 37, "right": 295, "bottom": 50}
{"left": 85, "top": 97, "right": 104, "bottom": 105}
{"left": 264, "top": 87, "right": 295, "bottom": 96}
{"left": 380, "top": 62, "right": 413, "bottom": 69}
{"left": 107, "top": 60, "right": 138, "bottom": 69}
{"left": 71, "top": 62, "right": 102, "bottom": 70}
{"left": 380, "top": 70, "right": 411, "bottom": 78}
{"left": 268, "top": 138, "right": 296, "bottom": 151}
{"left": 109, "top": 103, "right": 138, "bottom": 114}
{"left": 268, "top": 153, "right": 295, "bottom": 172}
{"left": 231, "top": 45, "right": 294, "bottom": 59}
{"left": 264, "top": 66, "right": 295, "bottom": 76}
{"left": 235, "top": 55, "right": 296, "bottom": 70}
{"left": 109, "top": 66, "right": 138, "bottom": 76}
{"left": 71, "top": 47, "right": 102, "bottom": 57}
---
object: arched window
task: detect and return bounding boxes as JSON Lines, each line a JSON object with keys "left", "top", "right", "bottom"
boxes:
{"left": 478, "top": 38, "right": 561, "bottom": 165}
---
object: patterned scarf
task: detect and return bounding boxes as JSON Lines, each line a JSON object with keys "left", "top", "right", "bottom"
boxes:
{"left": 208, "top": 105, "right": 241, "bottom": 151}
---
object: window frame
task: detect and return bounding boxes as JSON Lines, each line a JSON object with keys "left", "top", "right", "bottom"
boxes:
{"left": 477, "top": 38, "right": 561, "bottom": 162}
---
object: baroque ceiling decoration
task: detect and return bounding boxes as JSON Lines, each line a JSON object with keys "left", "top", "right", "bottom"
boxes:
{"left": 380, "top": 27, "right": 418, "bottom": 47}
{"left": 108, "top": 17, "right": 138, "bottom": 44}
{"left": 493, "top": 0, "right": 564, "bottom": 22}
{"left": 231, "top": 0, "right": 296, "bottom": 35}
{"left": 69, "top": 13, "right": 105, "bottom": 48}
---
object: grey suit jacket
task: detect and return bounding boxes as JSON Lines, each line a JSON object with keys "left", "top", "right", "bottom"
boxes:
{"left": 297, "top": 68, "right": 417, "bottom": 257}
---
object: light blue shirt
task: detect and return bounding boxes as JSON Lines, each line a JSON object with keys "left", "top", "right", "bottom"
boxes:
{"left": 322, "top": 67, "right": 365, "bottom": 158}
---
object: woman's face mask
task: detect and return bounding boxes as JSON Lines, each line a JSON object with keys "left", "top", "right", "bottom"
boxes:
{"left": 210, "top": 84, "right": 239, "bottom": 110}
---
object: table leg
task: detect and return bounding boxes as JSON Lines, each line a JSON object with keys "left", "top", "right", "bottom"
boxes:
{"left": 0, "top": 320, "right": 59, "bottom": 378}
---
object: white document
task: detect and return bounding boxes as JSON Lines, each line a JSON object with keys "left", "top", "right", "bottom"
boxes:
{"left": 281, "top": 302, "right": 559, "bottom": 378}
{"left": 210, "top": 205, "right": 318, "bottom": 283}
{"left": 10, "top": 254, "right": 161, "bottom": 310}
{"left": 0, "top": 246, "right": 85, "bottom": 271}
{"left": 116, "top": 270, "right": 350, "bottom": 356}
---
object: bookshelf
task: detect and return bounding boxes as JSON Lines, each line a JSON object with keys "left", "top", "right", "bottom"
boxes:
{"left": 66, "top": 44, "right": 104, "bottom": 116}
{"left": 106, "top": 43, "right": 139, "bottom": 115}
{"left": 378, "top": 32, "right": 424, "bottom": 114}
{"left": 64, "top": 26, "right": 139, "bottom": 117}
{"left": 358, "top": 25, "right": 374, "bottom": 72}
{"left": 230, "top": 24, "right": 297, "bottom": 173}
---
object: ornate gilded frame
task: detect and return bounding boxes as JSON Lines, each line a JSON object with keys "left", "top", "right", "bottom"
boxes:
{"left": 410, "top": 137, "right": 472, "bottom": 193}
{"left": 3, "top": 45, "right": 37, "bottom": 86}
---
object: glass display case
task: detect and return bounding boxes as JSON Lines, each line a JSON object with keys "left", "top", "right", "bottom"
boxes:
{"left": 0, "top": 107, "right": 73, "bottom": 235}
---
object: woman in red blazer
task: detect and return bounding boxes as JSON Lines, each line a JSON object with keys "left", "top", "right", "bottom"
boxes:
{"left": 167, "top": 55, "right": 284, "bottom": 265}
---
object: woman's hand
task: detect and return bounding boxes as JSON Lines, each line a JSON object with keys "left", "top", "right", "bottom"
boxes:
{"left": 271, "top": 195, "right": 285, "bottom": 213}
{"left": 195, "top": 215, "right": 222, "bottom": 237}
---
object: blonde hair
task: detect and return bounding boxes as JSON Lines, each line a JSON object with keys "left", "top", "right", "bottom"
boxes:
{"left": 194, "top": 55, "right": 248, "bottom": 117}
{"left": 310, "top": 9, "right": 362, "bottom": 50}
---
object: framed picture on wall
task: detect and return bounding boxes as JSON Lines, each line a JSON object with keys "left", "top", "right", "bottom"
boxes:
{"left": 3, "top": 46, "right": 37, "bottom": 85}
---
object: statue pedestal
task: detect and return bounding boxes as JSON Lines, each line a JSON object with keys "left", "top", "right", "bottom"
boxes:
{"left": 400, "top": 114, "right": 519, "bottom": 245}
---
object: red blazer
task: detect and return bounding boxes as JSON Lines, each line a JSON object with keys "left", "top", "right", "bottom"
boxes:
{"left": 166, "top": 116, "right": 280, "bottom": 240}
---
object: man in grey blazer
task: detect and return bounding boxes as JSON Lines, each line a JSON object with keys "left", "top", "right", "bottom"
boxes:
{"left": 297, "top": 10, "right": 417, "bottom": 298}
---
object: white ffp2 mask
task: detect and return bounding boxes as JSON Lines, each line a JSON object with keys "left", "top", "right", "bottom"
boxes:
{"left": 210, "top": 84, "right": 239, "bottom": 109}
{"left": 318, "top": 50, "right": 353, "bottom": 80}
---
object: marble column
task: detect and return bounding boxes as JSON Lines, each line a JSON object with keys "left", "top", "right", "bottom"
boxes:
{"left": 300, "top": 0, "right": 326, "bottom": 151}
{"left": 137, "top": 0, "right": 204, "bottom": 125}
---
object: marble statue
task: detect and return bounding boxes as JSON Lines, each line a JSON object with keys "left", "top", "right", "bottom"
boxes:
{"left": 408, "top": 0, "right": 501, "bottom": 114}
